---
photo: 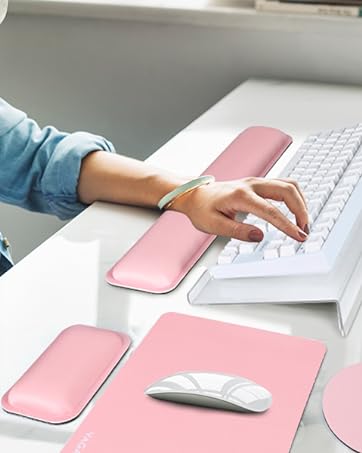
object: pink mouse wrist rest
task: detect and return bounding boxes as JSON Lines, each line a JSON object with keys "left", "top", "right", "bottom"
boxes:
{"left": 1, "top": 325, "right": 131, "bottom": 424}
{"left": 106, "top": 126, "right": 292, "bottom": 293}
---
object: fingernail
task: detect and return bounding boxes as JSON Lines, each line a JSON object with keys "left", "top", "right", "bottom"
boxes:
{"left": 303, "top": 224, "right": 310, "bottom": 234}
{"left": 298, "top": 228, "right": 308, "bottom": 240}
{"left": 248, "top": 229, "right": 264, "bottom": 242}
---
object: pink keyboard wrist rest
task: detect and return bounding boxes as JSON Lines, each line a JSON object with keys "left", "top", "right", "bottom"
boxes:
{"left": 106, "top": 126, "right": 292, "bottom": 293}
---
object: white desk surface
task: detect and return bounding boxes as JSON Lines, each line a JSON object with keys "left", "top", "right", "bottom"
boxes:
{"left": 1, "top": 78, "right": 362, "bottom": 452}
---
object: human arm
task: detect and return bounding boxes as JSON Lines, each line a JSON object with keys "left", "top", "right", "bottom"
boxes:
{"left": 78, "top": 151, "right": 309, "bottom": 243}
{"left": 0, "top": 97, "right": 308, "bottom": 241}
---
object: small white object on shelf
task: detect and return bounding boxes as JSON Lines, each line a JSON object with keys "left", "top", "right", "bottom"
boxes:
{"left": 255, "top": 0, "right": 362, "bottom": 16}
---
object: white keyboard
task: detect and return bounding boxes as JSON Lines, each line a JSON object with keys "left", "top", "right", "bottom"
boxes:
{"left": 188, "top": 123, "right": 362, "bottom": 336}
{"left": 214, "top": 123, "right": 362, "bottom": 279}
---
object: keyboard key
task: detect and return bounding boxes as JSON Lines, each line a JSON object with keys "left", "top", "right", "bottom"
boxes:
{"left": 304, "top": 238, "right": 324, "bottom": 253}
{"left": 328, "top": 199, "right": 345, "bottom": 211}
{"left": 321, "top": 208, "right": 340, "bottom": 221}
{"left": 224, "top": 244, "right": 239, "bottom": 254}
{"left": 324, "top": 174, "right": 340, "bottom": 184}
{"left": 309, "top": 207, "right": 321, "bottom": 223}
{"left": 342, "top": 174, "right": 360, "bottom": 186}
{"left": 348, "top": 164, "right": 362, "bottom": 174}
{"left": 313, "top": 218, "right": 334, "bottom": 232}
{"left": 263, "top": 240, "right": 284, "bottom": 260}
{"left": 218, "top": 249, "right": 237, "bottom": 264}
{"left": 338, "top": 184, "right": 354, "bottom": 195}
{"left": 227, "top": 239, "right": 241, "bottom": 247}
{"left": 238, "top": 243, "right": 258, "bottom": 255}
{"left": 308, "top": 200, "right": 323, "bottom": 211}
{"left": 273, "top": 231, "right": 287, "bottom": 241}
{"left": 280, "top": 239, "right": 298, "bottom": 257}
{"left": 330, "top": 193, "right": 349, "bottom": 204}
{"left": 329, "top": 168, "right": 343, "bottom": 178}
{"left": 314, "top": 191, "right": 329, "bottom": 204}
{"left": 311, "top": 226, "right": 329, "bottom": 240}
{"left": 313, "top": 155, "right": 325, "bottom": 163}
{"left": 308, "top": 184, "right": 319, "bottom": 192}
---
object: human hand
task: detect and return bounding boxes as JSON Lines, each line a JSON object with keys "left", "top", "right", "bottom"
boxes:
{"left": 169, "top": 177, "right": 309, "bottom": 243}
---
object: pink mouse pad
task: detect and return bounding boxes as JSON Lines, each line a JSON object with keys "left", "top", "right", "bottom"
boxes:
{"left": 62, "top": 313, "right": 326, "bottom": 453}
{"left": 323, "top": 363, "right": 362, "bottom": 452}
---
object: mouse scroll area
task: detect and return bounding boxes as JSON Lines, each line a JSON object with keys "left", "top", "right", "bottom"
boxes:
{"left": 145, "top": 371, "right": 272, "bottom": 413}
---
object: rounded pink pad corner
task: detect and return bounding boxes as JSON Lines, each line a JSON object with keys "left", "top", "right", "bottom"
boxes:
{"left": 1, "top": 324, "right": 131, "bottom": 424}
{"left": 323, "top": 362, "right": 362, "bottom": 452}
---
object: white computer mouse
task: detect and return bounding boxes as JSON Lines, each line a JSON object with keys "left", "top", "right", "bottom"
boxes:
{"left": 145, "top": 371, "right": 272, "bottom": 413}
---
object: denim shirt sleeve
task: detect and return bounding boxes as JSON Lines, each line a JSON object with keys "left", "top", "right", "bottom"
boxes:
{"left": 0, "top": 98, "right": 115, "bottom": 219}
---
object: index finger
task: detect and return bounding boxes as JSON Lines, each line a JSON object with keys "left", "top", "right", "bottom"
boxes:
{"left": 251, "top": 179, "right": 309, "bottom": 233}
{"left": 247, "top": 193, "right": 308, "bottom": 242}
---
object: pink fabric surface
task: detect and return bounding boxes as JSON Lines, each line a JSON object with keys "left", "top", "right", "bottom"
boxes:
{"left": 106, "top": 126, "right": 292, "bottom": 293}
{"left": 323, "top": 363, "right": 362, "bottom": 452}
{"left": 62, "top": 313, "right": 326, "bottom": 453}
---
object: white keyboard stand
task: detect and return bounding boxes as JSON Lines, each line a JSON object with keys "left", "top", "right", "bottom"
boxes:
{"left": 188, "top": 256, "right": 362, "bottom": 336}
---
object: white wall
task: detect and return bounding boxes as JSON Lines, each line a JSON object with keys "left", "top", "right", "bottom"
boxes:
{"left": 1, "top": 12, "right": 361, "bottom": 261}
